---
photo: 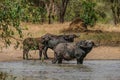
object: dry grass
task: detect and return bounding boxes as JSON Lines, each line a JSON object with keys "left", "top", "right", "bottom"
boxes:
{"left": 21, "top": 22, "right": 70, "bottom": 38}
{"left": 19, "top": 22, "right": 120, "bottom": 46}
{"left": 93, "top": 23, "right": 120, "bottom": 32}
{"left": 21, "top": 22, "right": 120, "bottom": 37}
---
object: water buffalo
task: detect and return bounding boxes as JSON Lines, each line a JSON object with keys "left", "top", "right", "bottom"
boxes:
{"left": 23, "top": 33, "right": 79, "bottom": 60}
{"left": 41, "top": 33, "right": 79, "bottom": 59}
{"left": 52, "top": 40, "right": 95, "bottom": 64}
{"left": 23, "top": 37, "right": 45, "bottom": 60}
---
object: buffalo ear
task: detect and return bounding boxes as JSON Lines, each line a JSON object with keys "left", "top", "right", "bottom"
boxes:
{"left": 45, "top": 36, "right": 51, "bottom": 41}
{"left": 87, "top": 40, "right": 95, "bottom": 47}
{"left": 41, "top": 36, "right": 51, "bottom": 43}
{"left": 63, "top": 35, "right": 69, "bottom": 40}
{"left": 79, "top": 45, "right": 86, "bottom": 48}
{"left": 93, "top": 42, "right": 99, "bottom": 47}
{"left": 76, "top": 40, "right": 86, "bottom": 48}
{"left": 72, "top": 34, "right": 78, "bottom": 38}
{"left": 70, "top": 34, "right": 80, "bottom": 38}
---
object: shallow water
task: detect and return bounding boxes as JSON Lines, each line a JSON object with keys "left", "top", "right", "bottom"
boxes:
{"left": 0, "top": 60, "right": 120, "bottom": 80}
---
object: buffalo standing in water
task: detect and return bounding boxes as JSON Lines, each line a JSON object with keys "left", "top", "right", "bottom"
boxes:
{"left": 23, "top": 37, "right": 45, "bottom": 60}
{"left": 52, "top": 40, "right": 95, "bottom": 64}
{"left": 23, "top": 33, "right": 79, "bottom": 60}
{"left": 41, "top": 33, "right": 79, "bottom": 59}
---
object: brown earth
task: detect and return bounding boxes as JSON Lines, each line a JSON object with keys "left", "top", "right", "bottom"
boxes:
{"left": 0, "top": 46, "right": 120, "bottom": 62}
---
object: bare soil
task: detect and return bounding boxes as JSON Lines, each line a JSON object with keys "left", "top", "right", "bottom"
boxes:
{"left": 0, "top": 46, "right": 120, "bottom": 62}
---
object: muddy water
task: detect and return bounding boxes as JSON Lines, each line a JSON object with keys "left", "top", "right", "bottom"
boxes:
{"left": 0, "top": 60, "right": 120, "bottom": 80}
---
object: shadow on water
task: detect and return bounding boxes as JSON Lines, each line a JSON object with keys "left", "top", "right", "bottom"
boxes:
{"left": 0, "top": 60, "right": 120, "bottom": 80}
{"left": 56, "top": 63, "right": 92, "bottom": 72}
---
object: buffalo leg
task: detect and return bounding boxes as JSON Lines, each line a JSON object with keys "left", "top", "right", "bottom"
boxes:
{"left": 43, "top": 47, "right": 49, "bottom": 59}
{"left": 52, "top": 52, "right": 58, "bottom": 64}
{"left": 26, "top": 50, "right": 29, "bottom": 60}
{"left": 77, "top": 58, "right": 84, "bottom": 64}
{"left": 58, "top": 58, "right": 62, "bottom": 64}
{"left": 23, "top": 49, "right": 29, "bottom": 60}
{"left": 39, "top": 49, "right": 42, "bottom": 60}
{"left": 23, "top": 49, "right": 26, "bottom": 59}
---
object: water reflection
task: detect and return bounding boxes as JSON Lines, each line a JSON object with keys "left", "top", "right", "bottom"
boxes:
{"left": 0, "top": 60, "right": 119, "bottom": 80}
{"left": 57, "top": 63, "right": 92, "bottom": 72}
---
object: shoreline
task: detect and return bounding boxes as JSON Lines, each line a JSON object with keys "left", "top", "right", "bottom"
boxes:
{"left": 0, "top": 46, "right": 119, "bottom": 62}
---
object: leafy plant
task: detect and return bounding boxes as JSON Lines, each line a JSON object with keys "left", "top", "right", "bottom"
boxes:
{"left": 80, "top": 1, "right": 97, "bottom": 26}
{"left": 0, "top": 0, "right": 23, "bottom": 47}
{"left": 20, "top": 0, "right": 47, "bottom": 23}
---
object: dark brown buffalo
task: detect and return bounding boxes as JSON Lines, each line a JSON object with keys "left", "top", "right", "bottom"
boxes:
{"left": 41, "top": 33, "right": 79, "bottom": 59}
{"left": 23, "top": 33, "right": 79, "bottom": 60}
{"left": 23, "top": 37, "right": 45, "bottom": 60}
{"left": 52, "top": 40, "right": 95, "bottom": 64}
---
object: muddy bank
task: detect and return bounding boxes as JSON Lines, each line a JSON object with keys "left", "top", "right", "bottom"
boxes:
{"left": 0, "top": 46, "right": 120, "bottom": 62}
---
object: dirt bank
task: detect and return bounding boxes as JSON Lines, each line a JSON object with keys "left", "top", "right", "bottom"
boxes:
{"left": 0, "top": 46, "right": 120, "bottom": 62}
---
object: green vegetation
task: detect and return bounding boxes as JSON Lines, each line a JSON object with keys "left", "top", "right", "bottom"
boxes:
{"left": 1, "top": 0, "right": 119, "bottom": 24}
{"left": 80, "top": 1, "right": 97, "bottom": 26}
{"left": 0, "top": 0, "right": 120, "bottom": 47}
{"left": 0, "top": 0, "right": 23, "bottom": 47}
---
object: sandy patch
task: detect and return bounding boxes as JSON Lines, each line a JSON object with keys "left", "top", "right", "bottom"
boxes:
{"left": 86, "top": 46, "right": 120, "bottom": 60}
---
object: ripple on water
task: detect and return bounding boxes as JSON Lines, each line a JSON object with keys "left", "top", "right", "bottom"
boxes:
{"left": 0, "top": 60, "right": 120, "bottom": 80}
